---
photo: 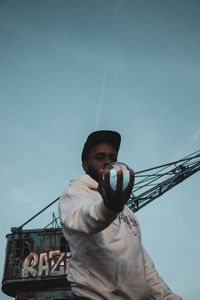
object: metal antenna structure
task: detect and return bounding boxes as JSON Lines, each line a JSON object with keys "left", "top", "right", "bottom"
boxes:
{"left": 15, "top": 150, "right": 200, "bottom": 230}
{"left": 127, "top": 150, "right": 200, "bottom": 212}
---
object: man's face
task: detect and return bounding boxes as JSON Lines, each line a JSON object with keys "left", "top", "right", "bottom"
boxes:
{"left": 82, "top": 142, "right": 118, "bottom": 182}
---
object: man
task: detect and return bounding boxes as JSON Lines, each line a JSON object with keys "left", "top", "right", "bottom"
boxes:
{"left": 59, "top": 130, "right": 182, "bottom": 300}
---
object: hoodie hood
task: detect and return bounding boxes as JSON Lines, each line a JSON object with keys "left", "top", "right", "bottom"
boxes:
{"left": 70, "top": 174, "right": 98, "bottom": 190}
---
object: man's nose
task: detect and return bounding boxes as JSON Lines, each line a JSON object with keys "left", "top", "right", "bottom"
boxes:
{"left": 104, "top": 157, "right": 112, "bottom": 167}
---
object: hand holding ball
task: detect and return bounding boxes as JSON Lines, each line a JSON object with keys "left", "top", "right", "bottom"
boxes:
{"left": 100, "top": 162, "right": 134, "bottom": 212}
{"left": 103, "top": 162, "right": 131, "bottom": 191}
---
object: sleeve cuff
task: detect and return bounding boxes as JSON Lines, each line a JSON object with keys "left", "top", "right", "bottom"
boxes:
{"left": 97, "top": 200, "right": 119, "bottom": 223}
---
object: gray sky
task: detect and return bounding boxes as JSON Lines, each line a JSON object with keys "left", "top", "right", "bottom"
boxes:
{"left": 0, "top": 0, "right": 200, "bottom": 299}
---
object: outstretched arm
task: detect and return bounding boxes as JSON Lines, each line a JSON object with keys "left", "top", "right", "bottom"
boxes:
{"left": 59, "top": 186, "right": 118, "bottom": 235}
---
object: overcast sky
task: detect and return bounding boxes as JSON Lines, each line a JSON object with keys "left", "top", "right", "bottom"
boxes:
{"left": 0, "top": 0, "right": 200, "bottom": 299}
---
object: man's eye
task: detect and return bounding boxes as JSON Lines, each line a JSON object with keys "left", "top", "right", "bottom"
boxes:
{"left": 95, "top": 155, "right": 104, "bottom": 160}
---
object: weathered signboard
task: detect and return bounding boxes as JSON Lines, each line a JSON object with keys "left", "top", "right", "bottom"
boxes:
{"left": 2, "top": 228, "right": 71, "bottom": 298}
{"left": 21, "top": 249, "right": 71, "bottom": 278}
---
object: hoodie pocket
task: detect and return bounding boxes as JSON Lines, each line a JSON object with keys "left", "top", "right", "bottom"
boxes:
{"left": 88, "top": 262, "right": 118, "bottom": 292}
{"left": 117, "top": 262, "right": 148, "bottom": 299}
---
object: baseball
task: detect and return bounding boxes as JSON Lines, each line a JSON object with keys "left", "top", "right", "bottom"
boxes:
{"left": 103, "top": 162, "right": 131, "bottom": 191}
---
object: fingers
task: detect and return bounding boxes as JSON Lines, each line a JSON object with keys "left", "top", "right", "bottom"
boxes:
{"left": 125, "top": 169, "right": 134, "bottom": 192}
{"left": 104, "top": 169, "right": 134, "bottom": 193}
{"left": 116, "top": 170, "right": 123, "bottom": 192}
{"left": 104, "top": 169, "right": 112, "bottom": 191}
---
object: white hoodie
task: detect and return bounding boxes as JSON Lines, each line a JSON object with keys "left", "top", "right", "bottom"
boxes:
{"left": 59, "top": 174, "right": 182, "bottom": 300}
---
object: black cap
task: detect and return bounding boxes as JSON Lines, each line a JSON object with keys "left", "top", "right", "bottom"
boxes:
{"left": 81, "top": 130, "right": 121, "bottom": 161}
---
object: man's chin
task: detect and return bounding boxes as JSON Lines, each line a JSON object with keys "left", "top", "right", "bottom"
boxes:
{"left": 87, "top": 171, "right": 100, "bottom": 183}
{"left": 91, "top": 174, "right": 100, "bottom": 183}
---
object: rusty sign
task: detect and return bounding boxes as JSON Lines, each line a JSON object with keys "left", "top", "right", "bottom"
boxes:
{"left": 2, "top": 228, "right": 71, "bottom": 297}
{"left": 21, "top": 250, "right": 71, "bottom": 278}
